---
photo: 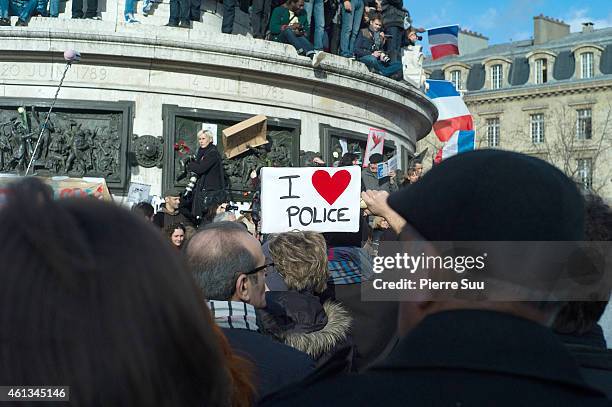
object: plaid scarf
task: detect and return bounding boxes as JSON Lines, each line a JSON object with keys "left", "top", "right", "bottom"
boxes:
{"left": 327, "top": 247, "right": 373, "bottom": 285}
{"left": 207, "top": 300, "right": 259, "bottom": 332}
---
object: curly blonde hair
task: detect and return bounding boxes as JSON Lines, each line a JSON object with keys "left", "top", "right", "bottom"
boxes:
{"left": 268, "top": 231, "right": 329, "bottom": 294}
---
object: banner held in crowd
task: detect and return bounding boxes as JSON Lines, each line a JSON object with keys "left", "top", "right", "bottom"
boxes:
{"left": 260, "top": 167, "right": 361, "bottom": 233}
{"left": 363, "top": 128, "right": 386, "bottom": 167}
{"left": 0, "top": 175, "right": 112, "bottom": 206}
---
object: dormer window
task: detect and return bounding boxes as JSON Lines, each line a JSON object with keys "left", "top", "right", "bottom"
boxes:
{"left": 450, "top": 70, "right": 462, "bottom": 91}
{"left": 491, "top": 64, "right": 503, "bottom": 89}
{"left": 526, "top": 50, "right": 556, "bottom": 85}
{"left": 581, "top": 52, "right": 594, "bottom": 79}
{"left": 572, "top": 44, "right": 604, "bottom": 80}
{"left": 442, "top": 62, "right": 470, "bottom": 92}
{"left": 535, "top": 58, "right": 548, "bottom": 84}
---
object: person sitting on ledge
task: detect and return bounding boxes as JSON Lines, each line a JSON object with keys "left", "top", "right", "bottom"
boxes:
{"left": 1, "top": 0, "right": 38, "bottom": 26}
{"left": 269, "top": 0, "right": 326, "bottom": 68}
{"left": 354, "top": 14, "right": 403, "bottom": 79}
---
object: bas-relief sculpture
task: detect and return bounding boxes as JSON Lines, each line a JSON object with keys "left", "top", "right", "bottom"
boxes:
{"left": 0, "top": 106, "right": 122, "bottom": 181}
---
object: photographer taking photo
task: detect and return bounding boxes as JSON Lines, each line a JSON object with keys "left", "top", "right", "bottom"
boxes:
{"left": 269, "top": 0, "right": 326, "bottom": 67}
{"left": 354, "top": 14, "right": 403, "bottom": 79}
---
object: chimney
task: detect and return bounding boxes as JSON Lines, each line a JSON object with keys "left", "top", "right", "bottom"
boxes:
{"left": 582, "top": 22, "right": 594, "bottom": 33}
{"left": 458, "top": 29, "right": 489, "bottom": 55}
{"left": 534, "top": 14, "right": 570, "bottom": 45}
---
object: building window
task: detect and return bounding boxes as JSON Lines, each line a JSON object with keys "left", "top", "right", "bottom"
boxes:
{"left": 530, "top": 113, "right": 545, "bottom": 144}
{"left": 535, "top": 58, "right": 547, "bottom": 84}
{"left": 491, "top": 64, "right": 503, "bottom": 89}
{"left": 576, "top": 108, "right": 592, "bottom": 140}
{"left": 486, "top": 118, "right": 500, "bottom": 147}
{"left": 450, "top": 70, "right": 462, "bottom": 91}
{"left": 581, "top": 52, "right": 594, "bottom": 79}
{"left": 576, "top": 158, "right": 593, "bottom": 190}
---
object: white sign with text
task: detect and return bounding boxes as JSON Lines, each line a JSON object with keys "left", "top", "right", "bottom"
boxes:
{"left": 260, "top": 167, "right": 361, "bottom": 234}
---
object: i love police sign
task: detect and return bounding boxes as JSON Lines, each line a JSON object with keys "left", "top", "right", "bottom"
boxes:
{"left": 260, "top": 167, "right": 361, "bottom": 233}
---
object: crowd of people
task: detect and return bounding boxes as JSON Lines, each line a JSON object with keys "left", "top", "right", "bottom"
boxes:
{"left": 0, "top": 0, "right": 424, "bottom": 79}
{"left": 0, "top": 146, "right": 610, "bottom": 406}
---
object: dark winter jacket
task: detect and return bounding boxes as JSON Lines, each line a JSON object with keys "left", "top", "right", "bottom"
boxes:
{"left": 223, "top": 328, "right": 315, "bottom": 400}
{"left": 261, "top": 310, "right": 612, "bottom": 407}
{"left": 152, "top": 207, "right": 196, "bottom": 238}
{"left": 258, "top": 291, "right": 352, "bottom": 366}
{"left": 361, "top": 168, "right": 398, "bottom": 193}
{"left": 269, "top": 7, "right": 310, "bottom": 41}
{"left": 187, "top": 144, "right": 225, "bottom": 217}
{"left": 188, "top": 144, "right": 224, "bottom": 191}
{"left": 354, "top": 28, "right": 386, "bottom": 59}
{"left": 380, "top": 0, "right": 404, "bottom": 28}
{"left": 557, "top": 324, "right": 612, "bottom": 398}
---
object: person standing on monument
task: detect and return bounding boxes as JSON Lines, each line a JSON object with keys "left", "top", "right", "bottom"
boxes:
{"left": 188, "top": 129, "right": 226, "bottom": 221}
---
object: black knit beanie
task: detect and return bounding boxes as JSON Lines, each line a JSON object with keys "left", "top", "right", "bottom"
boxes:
{"left": 387, "top": 149, "right": 584, "bottom": 241}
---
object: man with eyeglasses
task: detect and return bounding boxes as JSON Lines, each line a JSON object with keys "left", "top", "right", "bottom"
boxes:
{"left": 186, "top": 221, "right": 314, "bottom": 400}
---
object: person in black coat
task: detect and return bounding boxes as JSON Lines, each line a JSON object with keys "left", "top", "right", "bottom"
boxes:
{"left": 187, "top": 129, "right": 225, "bottom": 220}
{"left": 553, "top": 193, "right": 612, "bottom": 398}
{"left": 380, "top": 0, "right": 404, "bottom": 62}
{"left": 261, "top": 150, "right": 612, "bottom": 406}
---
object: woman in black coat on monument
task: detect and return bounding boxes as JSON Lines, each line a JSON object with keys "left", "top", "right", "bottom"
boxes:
{"left": 187, "top": 129, "right": 226, "bottom": 221}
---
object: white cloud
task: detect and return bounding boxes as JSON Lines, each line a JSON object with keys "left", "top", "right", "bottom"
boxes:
{"left": 565, "top": 8, "right": 612, "bottom": 32}
{"left": 477, "top": 8, "right": 500, "bottom": 29}
{"left": 420, "top": 7, "right": 450, "bottom": 29}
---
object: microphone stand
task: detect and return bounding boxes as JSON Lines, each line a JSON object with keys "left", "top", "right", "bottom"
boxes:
{"left": 24, "top": 61, "right": 73, "bottom": 177}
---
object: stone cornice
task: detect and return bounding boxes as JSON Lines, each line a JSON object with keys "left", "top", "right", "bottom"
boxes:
{"left": 0, "top": 27, "right": 439, "bottom": 140}
{"left": 481, "top": 56, "right": 513, "bottom": 66}
{"left": 463, "top": 78, "right": 612, "bottom": 105}
{"left": 571, "top": 43, "right": 605, "bottom": 53}
{"left": 525, "top": 49, "right": 557, "bottom": 59}
{"left": 442, "top": 62, "right": 471, "bottom": 71}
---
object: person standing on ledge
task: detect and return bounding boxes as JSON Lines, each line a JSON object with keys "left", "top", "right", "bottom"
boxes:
{"left": 72, "top": 0, "right": 100, "bottom": 20}
{"left": 187, "top": 130, "right": 226, "bottom": 221}
{"left": 166, "top": 0, "right": 191, "bottom": 28}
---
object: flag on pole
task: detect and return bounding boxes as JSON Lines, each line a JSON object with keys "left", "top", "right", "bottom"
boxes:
{"left": 426, "top": 79, "right": 475, "bottom": 163}
{"left": 427, "top": 25, "right": 460, "bottom": 60}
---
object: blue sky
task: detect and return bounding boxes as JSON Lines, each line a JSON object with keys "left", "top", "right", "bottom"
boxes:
{"left": 406, "top": 0, "right": 612, "bottom": 46}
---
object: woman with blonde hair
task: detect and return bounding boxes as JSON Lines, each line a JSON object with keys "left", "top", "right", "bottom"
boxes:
{"left": 259, "top": 231, "right": 352, "bottom": 365}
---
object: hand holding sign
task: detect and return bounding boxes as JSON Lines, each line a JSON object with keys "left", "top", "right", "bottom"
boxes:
{"left": 260, "top": 167, "right": 361, "bottom": 233}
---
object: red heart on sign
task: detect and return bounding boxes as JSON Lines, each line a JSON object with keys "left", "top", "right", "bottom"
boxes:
{"left": 312, "top": 169, "right": 351, "bottom": 205}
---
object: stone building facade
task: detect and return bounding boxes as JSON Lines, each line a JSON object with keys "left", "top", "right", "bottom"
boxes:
{"left": 0, "top": 2, "right": 436, "bottom": 199}
{"left": 422, "top": 15, "right": 612, "bottom": 201}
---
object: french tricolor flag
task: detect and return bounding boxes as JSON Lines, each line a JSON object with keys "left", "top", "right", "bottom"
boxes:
{"left": 426, "top": 80, "right": 473, "bottom": 142}
{"left": 426, "top": 79, "right": 475, "bottom": 163}
{"left": 434, "top": 130, "right": 475, "bottom": 163}
{"left": 428, "top": 25, "right": 460, "bottom": 60}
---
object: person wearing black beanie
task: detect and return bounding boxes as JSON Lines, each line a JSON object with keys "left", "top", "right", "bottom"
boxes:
{"left": 387, "top": 149, "right": 584, "bottom": 242}
{"left": 262, "top": 150, "right": 610, "bottom": 407}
